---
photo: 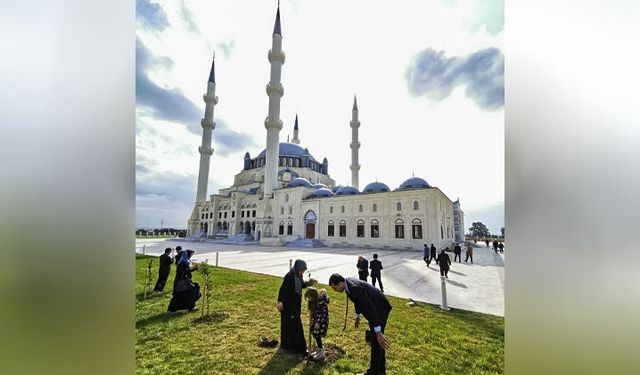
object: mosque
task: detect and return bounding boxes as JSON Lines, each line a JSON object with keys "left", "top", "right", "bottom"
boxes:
{"left": 187, "top": 5, "right": 464, "bottom": 250}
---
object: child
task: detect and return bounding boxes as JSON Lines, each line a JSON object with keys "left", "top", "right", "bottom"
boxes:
{"left": 304, "top": 287, "right": 330, "bottom": 361}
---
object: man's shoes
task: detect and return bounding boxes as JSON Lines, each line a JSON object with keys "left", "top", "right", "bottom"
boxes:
{"left": 311, "top": 347, "right": 324, "bottom": 361}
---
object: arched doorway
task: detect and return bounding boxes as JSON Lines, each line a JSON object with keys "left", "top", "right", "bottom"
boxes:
{"left": 203, "top": 222, "right": 208, "bottom": 235}
{"left": 245, "top": 221, "right": 251, "bottom": 234}
{"left": 303, "top": 210, "right": 317, "bottom": 239}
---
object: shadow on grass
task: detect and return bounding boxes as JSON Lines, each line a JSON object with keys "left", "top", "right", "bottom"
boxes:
{"left": 135, "top": 291, "right": 168, "bottom": 302}
{"left": 257, "top": 344, "right": 346, "bottom": 375}
{"left": 136, "top": 311, "right": 183, "bottom": 329}
{"left": 450, "top": 309, "right": 504, "bottom": 340}
{"left": 192, "top": 310, "right": 230, "bottom": 325}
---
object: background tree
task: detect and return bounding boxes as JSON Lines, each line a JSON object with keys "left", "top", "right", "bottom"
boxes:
{"left": 469, "top": 222, "right": 491, "bottom": 238}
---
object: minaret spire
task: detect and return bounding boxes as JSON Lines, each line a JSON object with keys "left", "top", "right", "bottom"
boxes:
{"left": 208, "top": 51, "right": 216, "bottom": 83}
{"left": 350, "top": 94, "right": 361, "bottom": 190}
{"left": 196, "top": 52, "right": 218, "bottom": 202}
{"left": 291, "top": 114, "right": 300, "bottom": 144}
{"left": 263, "top": 3, "right": 286, "bottom": 198}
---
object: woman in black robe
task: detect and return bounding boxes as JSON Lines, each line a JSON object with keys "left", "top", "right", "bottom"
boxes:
{"left": 276, "top": 259, "right": 317, "bottom": 354}
{"left": 167, "top": 249, "right": 201, "bottom": 312}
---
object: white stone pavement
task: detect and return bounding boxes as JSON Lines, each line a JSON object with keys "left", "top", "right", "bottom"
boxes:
{"left": 135, "top": 239, "right": 505, "bottom": 316}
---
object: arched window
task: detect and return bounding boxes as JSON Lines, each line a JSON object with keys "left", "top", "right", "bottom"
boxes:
{"left": 288, "top": 206, "right": 292, "bottom": 215}
{"left": 280, "top": 206, "right": 284, "bottom": 215}
{"left": 412, "top": 218, "right": 423, "bottom": 239}
{"left": 413, "top": 201, "right": 419, "bottom": 210}
{"left": 397, "top": 202, "right": 402, "bottom": 211}
{"left": 358, "top": 204, "right": 363, "bottom": 213}
{"left": 357, "top": 219, "right": 365, "bottom": 237}
{"left": 339, "top": 220, "right": 347, "bottom": 237}
{"left": 370, "top": 219, "right": 380, "bottom": 238}
{"left": 341, "top": 205, "right": 345, "bottom": 213}
{"left": 327, "top": 220, "right": 335, "bottom": 237}
{"left": 372, "top": 203, "right": 377, "bottom": 212}
{"left": 329, "top": 206, "right": 333, "bottom": 214}
{"left": 217, "top": 222, "right": 222, "bottom": 230}
{"left": 285, "top": 194, "right": 289, "bottom": 203}
{"left": 252, "top": 203, "right": 257, "bottom": 208}
{"left": 287, "top": 221, "right": 293, "bottom": 235}
{"left": 279, "top": 221, "right": 285, "bottom": 235}
{"left": 441, "top": 225, "right": 444, "bottom": 239}
{"left": 395, "top": 218, "right": 405, "bottom": 239}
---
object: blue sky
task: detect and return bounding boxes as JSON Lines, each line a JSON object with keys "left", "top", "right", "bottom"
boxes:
{"left": 136, "top": 0, "right": 504, "bottom": 233}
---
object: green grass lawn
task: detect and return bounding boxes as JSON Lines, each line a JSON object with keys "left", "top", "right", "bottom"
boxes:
{"left": 136, "top": 255, "right": 504, "bottom": 374}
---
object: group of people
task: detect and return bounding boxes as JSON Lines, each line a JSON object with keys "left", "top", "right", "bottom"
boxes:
{"left": 152, "top": 246, "right": 202, "bottom": 313}
{"left": 421, "top": 242, "right": 475, "bottom": 278}
{"left": 277, "top": 259, "right": 391, "bottom": 375}
{"left": 356, "top": 254, "right": 384, "bottom": 293}
{"left": 484, "top": 239, "right": 505, "bottom": 253}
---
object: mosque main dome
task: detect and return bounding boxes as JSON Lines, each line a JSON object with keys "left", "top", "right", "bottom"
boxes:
{"left": 399, "top": 177, "right": 430, "bottom": 190}
{"left": 363, "top": 182, "right": 391, "bottom": 193}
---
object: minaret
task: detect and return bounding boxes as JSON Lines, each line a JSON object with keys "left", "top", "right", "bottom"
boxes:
{"left": 195, "top": 53, "right": 218, "bottom": 202}
{"left": 291, "top": 114, "right": 300, "bottom": 144}
{"left": 350, "top": 95, "right": 360, "bottom": 190}
{"left": 263, "top": 4, "right": 285, "bottom": 198}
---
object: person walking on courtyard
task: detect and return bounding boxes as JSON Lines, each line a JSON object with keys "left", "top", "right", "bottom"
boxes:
{"left": 453, "top": 243, "right": 462, "bottom": 262}
{"left": 430, "top": 243, "right": 437, "bottom": 265}
{"left": 329, "top": 273, "right": 391, "bottom": 375}
{"left": 304, "top": 287, "right": 330, "bottom": 361}
{"left": 357, "top": 256, "right": 369, "bottom": 282}
{"left": 465, "top": 243, "right": 474, "bottom": 264}
{"left": 492, "top": 240, "right": 499, "bottom": 253}
{"left": 153, "top": 247, "right": 174, "bottom": 292}
{"left": 485, "top": 239, "right": 490, "bottom": 247}
{"left": 423, "top": 244, "right": 430, "bottom": 266}
{"left": 369, "top": 254, "right": 384, "bottom": 293}
{"left": 436, "top": 249, "right": 452, "bottom": 278}
{"left": 277, "top": 259, "right": 318, "bottom": 356}
{"left": 498, "top": 242, "right": 504, "bottom": 253}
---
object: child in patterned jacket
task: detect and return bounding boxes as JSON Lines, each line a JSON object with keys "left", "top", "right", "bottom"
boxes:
{"left": 304, "top": 287, "right": 330, "bottom": 361}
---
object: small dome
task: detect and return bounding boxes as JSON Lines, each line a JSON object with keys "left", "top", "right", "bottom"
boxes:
{"left": 363, "top": 182, "right": 390, "bottom": 193}
{"left": 313, "top": 183, "right": 328, "bottom": 190}
{"left": 335, "top": 186, "right": 359, "bottom": 195}
{"left": 331, "top": 185, "right": 343, "bottom": 193}
{"left": 399, "top": 177, "right": 430, "bottom": 190}
{"left": 312, "top": 188, "right": 333, "bottom": 197}
{"left": 278, "top": 168, "right": 299, "bottom": 178}
{"left": 288, "top": 177, "right": 313, "bottom": 188}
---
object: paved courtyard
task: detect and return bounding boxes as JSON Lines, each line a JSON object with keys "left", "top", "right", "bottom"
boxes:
{"left": 136, "top": 239, "right": 505, "bottom": 316}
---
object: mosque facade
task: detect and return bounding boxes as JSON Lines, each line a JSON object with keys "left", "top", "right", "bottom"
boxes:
{"left": 187, "top": 5, "right": 464, "bottom": 250}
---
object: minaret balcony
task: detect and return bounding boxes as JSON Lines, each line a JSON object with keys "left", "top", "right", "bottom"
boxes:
{"left": 268, "top": 49, "right": 286, "bottom": 64}
{"left": 266, "top": 82, "right": 284, "bottom": 97}
{"left": 203, "top": 93, "right": 218, "bottom": 104}
{"left": 350, "top": 120, "right": 361, "bottom": 128}
{"left": 350, "top": 164, "right": 361, "bottom": 171}
{"left": 264, "top": 117, "right": 283, "bottom": 130}
{"left": 199, "top": 146, "right": 214, "bottom": 155}
{"left": 350, "top": 141, "right": 361, "bottom": 149}
{"left": 201, "top": 118, "right": 216, "bottom": 129}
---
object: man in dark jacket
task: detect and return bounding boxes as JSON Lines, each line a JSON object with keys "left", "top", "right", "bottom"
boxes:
{"left": 436, "top": 249, "right": 452, "bottom": 278}
{"left": 153, "top": 247, "right": 173, "bottom": 292}
{"left": 453, "top": 243, "right": 462, "bottom": 262}
{"left": 430, "top": 243, "right": 437, "bottom": 265}
{"left": 357, "top": 256, "right": 369, "bottom": 282}
{"left": 329, "top": 273, "right": 391, "bottom": 375}
{"left": 369, "top": 254, "right": 384, "bottom": 293}
{"left": 423, "top": 244, "right": 430, "bottom": 266}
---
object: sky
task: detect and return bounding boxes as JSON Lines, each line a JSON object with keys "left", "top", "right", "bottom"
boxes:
{"left": 135, "top": 0, "right": 504, "bottom": 233}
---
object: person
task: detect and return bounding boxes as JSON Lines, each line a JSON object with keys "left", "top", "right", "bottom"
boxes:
{"left": 153, "top": 247, "right": 173, "bottom": 292}
{"left": 357, "top": 256, "right": 369, "bottom": 282}
{"left": 492, "top": 240, "right": 499, "bottom": 254}
{"left": 485, "top": 239, "right": 490, "bottom": 247}
{"left": 465, "top": 243, "right": 473, "bottom": 263}
{"left": 304, "top": 287, "right": 330, "bottom": 361}
{"left": 277, "top": 259, "right": 317, "bottom": 355}
{"left": 369, "top": 254, "right": 384, "bottom": 293}
{"left": 453, "top": 243, "right": 462, "bottom": 262}
{"left": 174, "top": 245, "right": 183, "bottom": 265}
{"left": 430, "top": 243, "right": 437, "bottom": 265}
{"left": 423, "top": 244, "right": 430, "bottom": 266}
{"left": 498, "top": 242, "right": 504, "bottom": 253}
{"left": 436, "top": 249, "right": 452, "bottom": 278}
{"left": 167, "top": 249, "right": 201, "bottom": 312}
{"left": 329, "top": 273, "right": 391, "bottom": 375}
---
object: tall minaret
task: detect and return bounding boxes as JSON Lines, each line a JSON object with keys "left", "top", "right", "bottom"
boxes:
{"left": 263, "top": 4, "right": 285, "bottom": 198}
{"left": 195, "top": 53, "right": 218, "bottom": 202}
{"left": 291, "top": 114, "right": 300, "bottom": 144}
{"left": 350, "top": 95, "right": 361, "bottom": 190}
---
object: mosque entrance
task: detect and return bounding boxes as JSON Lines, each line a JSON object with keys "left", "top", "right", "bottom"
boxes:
{"left": 306, "top": 223, "right": 315, "bottom": 239}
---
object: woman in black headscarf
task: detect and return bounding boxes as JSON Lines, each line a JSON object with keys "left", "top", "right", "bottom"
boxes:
{"left": 167, "top": 249, "right": 201, "bottom": 312}
{"left": 276, "top": 259, "right": 317, "bottom": 354}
